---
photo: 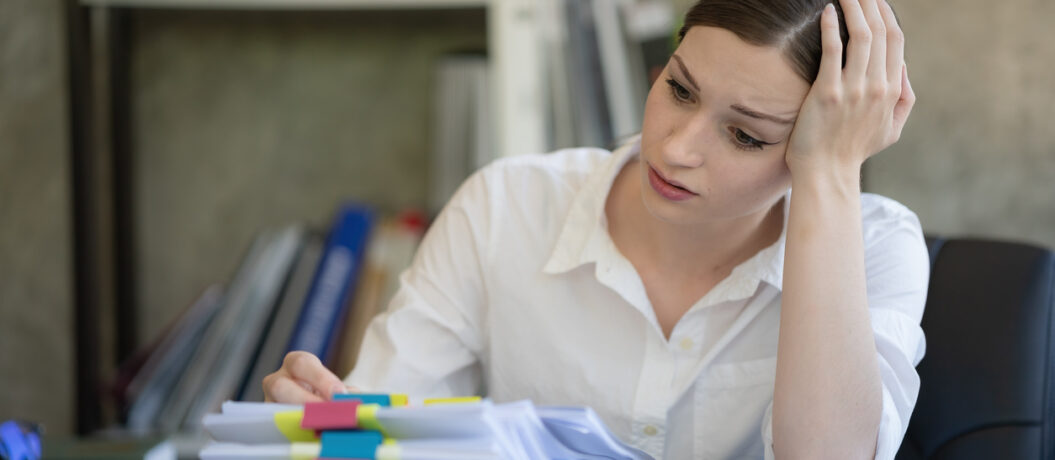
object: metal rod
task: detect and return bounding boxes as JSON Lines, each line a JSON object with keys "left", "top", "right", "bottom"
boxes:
{"left": 65, "top": 0, "right": 103, "bottom": 436}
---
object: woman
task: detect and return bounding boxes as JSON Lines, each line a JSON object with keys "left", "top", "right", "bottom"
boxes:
{"left": 263, "top": 0, "right": 927, "bottom": 458}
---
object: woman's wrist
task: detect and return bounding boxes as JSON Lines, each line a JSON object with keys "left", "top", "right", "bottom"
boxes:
{"left": 788, "top": 155, "right": 863, "bottom": 198}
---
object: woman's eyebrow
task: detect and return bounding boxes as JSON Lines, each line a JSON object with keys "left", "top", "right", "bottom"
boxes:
{"left": 730, "top": 104, "right": 796, "bottom": 125}
{"left": 671, "top": 54, "right": 701, "bottom": 92}
{"left": 672, "top": 53, "right": 795, "bottom": 126}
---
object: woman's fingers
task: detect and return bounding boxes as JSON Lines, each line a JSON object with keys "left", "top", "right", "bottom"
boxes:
{"left": 818, "top": 4, "right": 843, "bottom": 84}
{"left": 283, "top": 351, "right": 348, "bottom": 399}
{"left": 789, "top": 0, "right": 911, "bottom": 167}
{"left": 263, "top": 372, "right": 327, "bottom": 404}
{"left": 891, "top": 65, "right": 915, "bottom": 139}
{"left": 260, "top": 352, "right": 360, "bottom": 404}
{"left": 879, "top": 0, "right": 905, "bottom": 89}
{"left": 860, "top": 0, "right": 887, "bottom": 85}
{"left": 838, "top": 0, "right": 872, "bottom": 82}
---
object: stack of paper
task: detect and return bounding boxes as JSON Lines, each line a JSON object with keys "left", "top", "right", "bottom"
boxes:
{"left": 200, "top": 394, "right": 653, "bottom": 460}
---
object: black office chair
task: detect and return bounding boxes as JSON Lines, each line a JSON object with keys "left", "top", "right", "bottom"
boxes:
{"left": 896, "top": 237, "right": 1055, "bottom": 459}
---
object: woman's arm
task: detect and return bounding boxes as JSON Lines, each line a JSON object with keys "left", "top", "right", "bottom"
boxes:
{"left": 772, "top": 0, "right": 916, "bottom": 458}
{"left": 264, "top": 167, "right": 494, "bottom": 403}
{"left": 345, "top": 166, "right": 494, "bottom": 396}
{"left": 775, "top": 169, "right": 878, "bottom": 458}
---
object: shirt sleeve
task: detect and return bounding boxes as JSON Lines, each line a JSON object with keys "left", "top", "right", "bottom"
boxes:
{"left": 344, "top": 167, "right": 493, "bottom": 398}
{"left": 762, "top": 205, "right": 930, "bottom": 460}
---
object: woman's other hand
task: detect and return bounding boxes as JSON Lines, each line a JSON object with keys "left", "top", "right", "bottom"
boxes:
{"left": 786, "top": 0, "right": 915, "bottom": 179}
{"left": 262, "top": 351, "right": 358, "bottom": 403}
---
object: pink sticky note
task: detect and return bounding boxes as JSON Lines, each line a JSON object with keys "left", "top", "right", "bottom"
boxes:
{"left": 301, "top": 400, "right": 361, "bottom": 430}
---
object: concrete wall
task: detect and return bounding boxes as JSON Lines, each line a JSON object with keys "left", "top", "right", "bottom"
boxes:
{"left": 0, "top": 0, "right": 75, "bottom": 435}
{"left": 129, "top": 9, "right": 487, "bottom": 344}
{"left": 865, "top": 0, "right": 1055, "bottom": 248}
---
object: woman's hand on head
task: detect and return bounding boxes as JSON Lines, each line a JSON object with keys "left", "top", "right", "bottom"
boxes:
{"left": 786, "top": 0, "right": 915, "bottom": 179}
{"left": 262, "top": 351, "right": 359, "bottom": 404}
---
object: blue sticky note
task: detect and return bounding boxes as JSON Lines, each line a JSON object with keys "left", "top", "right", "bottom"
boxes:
{"left": 319, "top": 430, "right": 384, "bottom": 459}
{"left": 334, "top": 393, "right": 391, "bottom": 406}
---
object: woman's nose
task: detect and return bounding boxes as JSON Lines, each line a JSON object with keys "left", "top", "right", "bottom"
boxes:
{"left": 661, "top": 115, "right": 712, "bottom": 169}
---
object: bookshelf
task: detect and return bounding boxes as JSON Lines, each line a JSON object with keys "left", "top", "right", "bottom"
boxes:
{"left": 65, "top": 0, "right": 547, "bottom": 436}
{"left": 65, "top": 0, "right": 670, "bottom": 439}
{"left": 80, "top": 0, "right": 489, "bottom": 8}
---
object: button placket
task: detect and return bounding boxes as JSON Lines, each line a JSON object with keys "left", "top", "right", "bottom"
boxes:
{"left": 678, "top": 337, "right": 694, "bottom": 351}
{"left": 669, "top": 312, "right": 709, "bottom": 405}
{"left": 631, "top": 419, "right": 667, "bottom": 458}
{"left": 669, "top": 309, "right": 705, "bottom": 354}
{"left": 631, "top": 331, "right": 675, "bottom": 457}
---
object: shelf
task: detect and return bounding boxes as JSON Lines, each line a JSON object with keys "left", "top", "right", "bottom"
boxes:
{"left": 79, "top": 0, "right": 487, "bottom": 10}
{"left": 76, "top": 0, "right": 545, "bottom": 161}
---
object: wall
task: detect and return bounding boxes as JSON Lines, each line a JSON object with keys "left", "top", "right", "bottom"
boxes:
{"left": 0, "top": 0, "right": 75, "bottom": 435}
{"left": 866, "top": 0, "right": 1055, "bottom": 248}
{"left": 129, "top": 8, "right": 487, "bottom": 344}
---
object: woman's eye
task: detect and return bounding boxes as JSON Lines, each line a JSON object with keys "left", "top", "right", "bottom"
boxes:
{"left": 665, "top": 78, "right": 692, "bottom": 104}
{"left": 732, "top": 129, "right": 767, "bottom": 151}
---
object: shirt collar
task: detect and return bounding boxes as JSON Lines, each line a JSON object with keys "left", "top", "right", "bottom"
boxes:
{"left": 542, "top": 134, "right": 789, "bottom": 296}
{"left": 734, "top": 194, "right": 788, "bottom": 292}
{"left": 542, "top": 136, "right": 640, "bottom": 276}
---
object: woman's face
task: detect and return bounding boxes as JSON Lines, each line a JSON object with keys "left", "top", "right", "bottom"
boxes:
{"left": 639, "top": 26, "right": 811, "bottom": 226}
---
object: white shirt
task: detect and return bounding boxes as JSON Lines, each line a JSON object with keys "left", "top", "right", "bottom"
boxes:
{"left": 347, "top": 135, "right": 930, "bottom": 459}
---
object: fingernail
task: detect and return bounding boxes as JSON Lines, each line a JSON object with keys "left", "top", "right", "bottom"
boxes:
{"left": 332, "top": 384, "right": 349, "bottom": 395}
{"left": 825, "top": 3, "right": 834, "bottom": 14}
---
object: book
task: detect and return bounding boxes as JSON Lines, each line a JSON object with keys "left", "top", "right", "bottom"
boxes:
{"left": 155, "top": 225, "right": 304, "bottom": 433}
{"left": 285, "top": 203, "right": 375, "bottom": 367}
{"left": 537, "top": 0, "right": 577, "bottom": 150}
{"left": 151, "top": 230, "right": 275, "bottom": 433}
{"left": 331, "top": 245, "right": 385, "bottom": 380}
{"left": 429, "top": 53, "right": 490, "bottom": 217}
{"left": 592, "top": 0, "right": 644, "bottom": 141}
{"left": 182, "top": 224, "right": 306, "bottom": 430}
{"left": 238, "top": 231, "right": 326, "bottom": 402}
{"left": 620, "top": 0, "right": 677, "bottom": 88}
{"left": 199, "top": 397, "right": 654, "bottom": 460}
{"left": 564, "top": 0, "right": 613, "bottom": 149}
{"left": 332, "top": 211, "right": 426, "bottom": 378}
{"left": 123, "top": 284, "right": 224, "bottom": 432}
{"left": 468, "top": 54, "right": 494, "bottom": 173}
{"left": 538, "top": 0, "right": 665, "bottom": 151}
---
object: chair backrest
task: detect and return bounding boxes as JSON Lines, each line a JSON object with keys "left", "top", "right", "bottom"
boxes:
{"left": 896, "top": 238, "right": 1055, "bottom": 459}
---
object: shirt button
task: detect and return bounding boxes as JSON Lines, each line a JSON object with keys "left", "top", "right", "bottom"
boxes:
{"left": 679, "top": 337, "right": 694, "bottom": 351}
{"left": 643, "top": 425, "right": 658, "bottom": 436}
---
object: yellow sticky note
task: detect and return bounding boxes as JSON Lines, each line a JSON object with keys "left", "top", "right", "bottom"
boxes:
{"left": 356, "top": 403, "right": 386, "bottom": 435}
{"left": 389, "top": 394, "right": 409, "bottom": 407}
{"left": 274, "top": 410, "right": 316, "bottom": 442}
{"left": 376, "top": 443, "right": 402, "bottom": 460}
{"left": 423, "top": 396, "right": 482, "bottom": 405}
{"left": 290, "top": 442, "right": 321, "bottom": 460}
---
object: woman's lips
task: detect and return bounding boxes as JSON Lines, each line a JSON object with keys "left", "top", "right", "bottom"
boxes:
{"left": 647, "top": 164, "right": 697, "bottom": 201}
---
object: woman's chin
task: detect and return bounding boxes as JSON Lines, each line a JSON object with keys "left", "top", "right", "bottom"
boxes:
{"left": 640, "top": 189, "right": 702, "bottom": 226}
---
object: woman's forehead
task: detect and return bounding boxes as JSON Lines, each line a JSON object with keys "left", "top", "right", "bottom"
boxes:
{"left": 675, "top": 26, "right": 810, "bottom": 111}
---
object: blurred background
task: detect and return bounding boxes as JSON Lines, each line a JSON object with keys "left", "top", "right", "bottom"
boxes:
{"left": 1, "top": 0, "right": 1053, "bottom": 454}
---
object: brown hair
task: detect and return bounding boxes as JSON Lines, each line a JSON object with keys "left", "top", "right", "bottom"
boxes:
{"left": 677, "top": 0, "right": 853, "bottom": 83}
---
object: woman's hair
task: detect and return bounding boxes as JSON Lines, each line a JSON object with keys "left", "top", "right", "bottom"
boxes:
{"left": 677, "top": 0, "right": 855, "bottom": 83}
